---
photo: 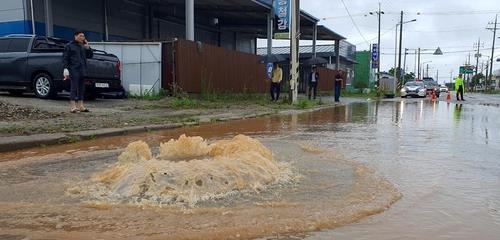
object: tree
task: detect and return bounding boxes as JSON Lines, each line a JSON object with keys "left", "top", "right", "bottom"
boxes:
{"left": 471, "top": 73, "right": 484, "bottom": 90}
{"left": 388, "top": 68, "right": 415, "bottom": 83}
{"left": 404, "top": 72, "right": 415, "bottom": 83}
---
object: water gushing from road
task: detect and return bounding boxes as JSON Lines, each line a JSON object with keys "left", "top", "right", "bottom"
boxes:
{"left": 72, "top": 135, "right": 294, "bottom": 206}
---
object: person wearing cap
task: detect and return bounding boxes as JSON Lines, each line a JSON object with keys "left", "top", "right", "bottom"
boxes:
{"left": 454, "top": 73, "right": 465, "bottom": 101}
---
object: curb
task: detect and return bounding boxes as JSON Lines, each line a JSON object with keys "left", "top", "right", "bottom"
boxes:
{"left": 0, "top": 100, "right": 355, "bottom": 153}
{"left": 0, "top": 123, "right": 185, "bottom": 153}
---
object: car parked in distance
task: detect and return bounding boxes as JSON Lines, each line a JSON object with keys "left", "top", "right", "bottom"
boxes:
{"left": 439, "top": 85, "right": 448, "bottom": 92}
{"left": 401, "top": 81, "right": 427, "bottom": 98}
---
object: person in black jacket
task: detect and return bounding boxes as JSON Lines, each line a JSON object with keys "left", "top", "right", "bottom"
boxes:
{"left": 63, "top": 30, "right": 93, "bottom": 113}
{"left": 308, "top": 66, "right": 319, "bottom": 100}
{"left": 335, "top": 72, "right": 343, "bottom": 102}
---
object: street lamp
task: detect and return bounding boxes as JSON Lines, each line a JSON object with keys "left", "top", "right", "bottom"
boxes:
{"left": 397, "top": 18, "right": 417, "bottom": 76}
{"left": 416, "top": 47, "right": 443, "bottom": 79}
{"left": 394, "top": 19, "right": 417, "bottom": 75}
{"left": 421, "top": 61, "right": 432, "bottom": 79}
{"left": 393, "top": 17, "right": 417, "bottom": 95}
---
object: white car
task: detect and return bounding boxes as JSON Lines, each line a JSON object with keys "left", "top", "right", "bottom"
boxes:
{"left": 401, "top": 81, "right": 427, "bottom": 98}
{"left": 439, "top": 85, "right": 448, "bottom": 92}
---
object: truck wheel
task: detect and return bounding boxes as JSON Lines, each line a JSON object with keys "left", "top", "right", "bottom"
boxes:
{"left": 33, "top": 73, "right": 57, "bottom": 99}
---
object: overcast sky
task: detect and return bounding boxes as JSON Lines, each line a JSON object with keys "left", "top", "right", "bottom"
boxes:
{"left": 259, "top": 0, "right": 500, "bottom": 83}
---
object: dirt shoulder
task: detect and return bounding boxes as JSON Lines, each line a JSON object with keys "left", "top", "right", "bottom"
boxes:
{"left": 0, "top": 92, "right": 366, "bottom": 151}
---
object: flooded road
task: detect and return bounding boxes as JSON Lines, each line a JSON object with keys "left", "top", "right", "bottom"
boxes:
{"left": 303, "top": 100, "right": 500, "bottom": 240}
{"left": 1, "top": 99, "right": 499, "bottom": 239}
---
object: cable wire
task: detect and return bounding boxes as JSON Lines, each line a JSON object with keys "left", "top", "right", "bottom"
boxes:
{"left": 339, "top": 0, "right": 370, "bottom": 47}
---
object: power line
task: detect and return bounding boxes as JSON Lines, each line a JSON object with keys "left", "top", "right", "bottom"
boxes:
{"left": 322, "top": 10, "right": 500, "bottom": 19}
{"left": 380, "top": 47, "right": 500, "bottom": 55}
{"left": 354, "top": 25, "right": 397, "bottom": 46}
{"left": 339, "top": 0, "right": 370, "bottom": 47}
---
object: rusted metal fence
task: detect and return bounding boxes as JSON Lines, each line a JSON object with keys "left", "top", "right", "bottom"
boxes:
{"left": 317, "top": 67, "right": 346, "bottom": 91}
{"left": 161, "top": 39, "right": 346, "bottom": 95}
{"left": 170, "top": 39, "right": 267, "bottom": 93}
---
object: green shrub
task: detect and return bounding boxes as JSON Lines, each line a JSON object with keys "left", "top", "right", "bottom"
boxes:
{"left": 129, "top": 89, "right": 168, "bottom": 101}
{"left": 296, "top": 99, "right": 315, "bottom": 109}
{"left": 169, "top": 97, "right": 199, "bottom": 108}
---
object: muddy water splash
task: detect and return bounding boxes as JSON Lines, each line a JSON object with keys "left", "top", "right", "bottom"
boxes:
{"left": 74, "top": 134, "right": 293, "bottom": 206}
{"left": 0, "top": 137, "right": 401, "bottom": 239}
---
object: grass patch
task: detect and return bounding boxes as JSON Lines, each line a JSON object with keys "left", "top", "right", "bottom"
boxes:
{"left": 295, "top": 99, "right": 317, "bottom": 109}
{"left": 0, "top": 126, "right": 26, "bottom": 135}
{"left": 61, "top": 135, "right": 81, "bottom": 144}
{"left": 484, "top": 89, "right": 500, "bottom": 94}
{"left": 340, "top": 90, "right": 379, "bottom": 98}
{"left": 169, "top": 97, "right": 199, "bottom": 109}
{"left": 201, "top": 92, "right": 269, "bottom": 104}
{"left": 129, "top": 89, "right": 168, "bottom": 101}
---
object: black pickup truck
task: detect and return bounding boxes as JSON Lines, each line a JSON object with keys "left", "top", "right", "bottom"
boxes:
{"left": 0, "top": 35, "right": 123, "bottom": 99}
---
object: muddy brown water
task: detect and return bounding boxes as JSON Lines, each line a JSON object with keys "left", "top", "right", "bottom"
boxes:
{"left": 1, "top": 100, "right": 499, "bottom": 239}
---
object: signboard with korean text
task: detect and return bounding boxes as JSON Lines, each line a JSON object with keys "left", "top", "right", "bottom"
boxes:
{"left": 273, "top": 0, "right": 291, "bottom": 39}
{"left": 371, "top": 44, "right": 379, "bottom": 69}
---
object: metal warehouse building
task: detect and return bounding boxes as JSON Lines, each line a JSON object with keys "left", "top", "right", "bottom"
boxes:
{"left": 1, "top": 0, "right": 354, "bottom": 94}
{"left": 1, "top": 0, "right": 346, "bottom": 53}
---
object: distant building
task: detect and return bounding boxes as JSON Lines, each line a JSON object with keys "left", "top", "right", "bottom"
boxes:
{"left": 257, "top": 42, "right": 357, "bottom": 87}
{"left": 353, "top": 51, "right": 375, "bottom": 90}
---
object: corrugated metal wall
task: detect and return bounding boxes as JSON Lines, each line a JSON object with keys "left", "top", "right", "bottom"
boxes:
{"left": 173, "top": 40, "right": 267, "bottom": 93}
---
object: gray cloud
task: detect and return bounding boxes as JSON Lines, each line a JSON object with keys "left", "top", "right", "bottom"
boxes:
{"left": 306, "top": 0, "right": 500, "bottom": 82}
{"left": 260, "top": 0, "right": 499, "bottom": 83}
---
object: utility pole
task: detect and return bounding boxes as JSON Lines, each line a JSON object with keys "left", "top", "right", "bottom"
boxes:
{"left": 414, "top": 49, "right": 417, "bottom": 75}
{"left": 377, "top": 2, "right": 382, "bottom": 83}
{"left": 397, "top": 11, "right": 404, "bottom": 89}
{"left": 417, "top": 47, "right": 421, "bottom": 79}
{"left": 426, "top": 63, "right": 429, "bottom": 78}
{"left": 368, "top": 4, "right": 384, "bottom": 83}
{"left": 468, "top": 52, "right": 471, "bottom": 88}
{"left": 450, "top": 70, "right": 453, "bottom": 86}
{"left": 394, "top": 24, "right": 398, "bottom": 79}
{"left": 403, "top": 48, "right": 408, "bottom": 81}
{"left": 30, "top": 0, "right": 35, "bottom": 34}
{"left": 186, "top": 0, "right": 194, "bottom": 41}
{"left": 289, "top": 0, "right": 299, "bottom": 104}
{"left": 486, "top": 14, "right": 498, "bottom": 90}
{"left": 474, "top": 38, "right": 482, "bottom": 75}
{"left": 485, "top": 58, "right": 489, "bottom": 82}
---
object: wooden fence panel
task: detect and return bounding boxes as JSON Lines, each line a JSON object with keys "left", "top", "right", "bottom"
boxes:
{"left": 317, "top": 67, "right": 346, "bottom": 92}
{"left": 174, "top": 40, "right": 268, "bottom": 93}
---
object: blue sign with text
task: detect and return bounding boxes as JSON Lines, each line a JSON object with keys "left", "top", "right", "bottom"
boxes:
{"left": 273, "top": 0, "right": 291, "bottom": 39}
{"left": 371, "top": 43, "right": 379, "bottom": 69}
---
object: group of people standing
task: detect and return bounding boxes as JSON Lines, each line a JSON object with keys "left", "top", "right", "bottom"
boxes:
{"left": 269, "top": 63, "right": 343, "bottom": 103}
